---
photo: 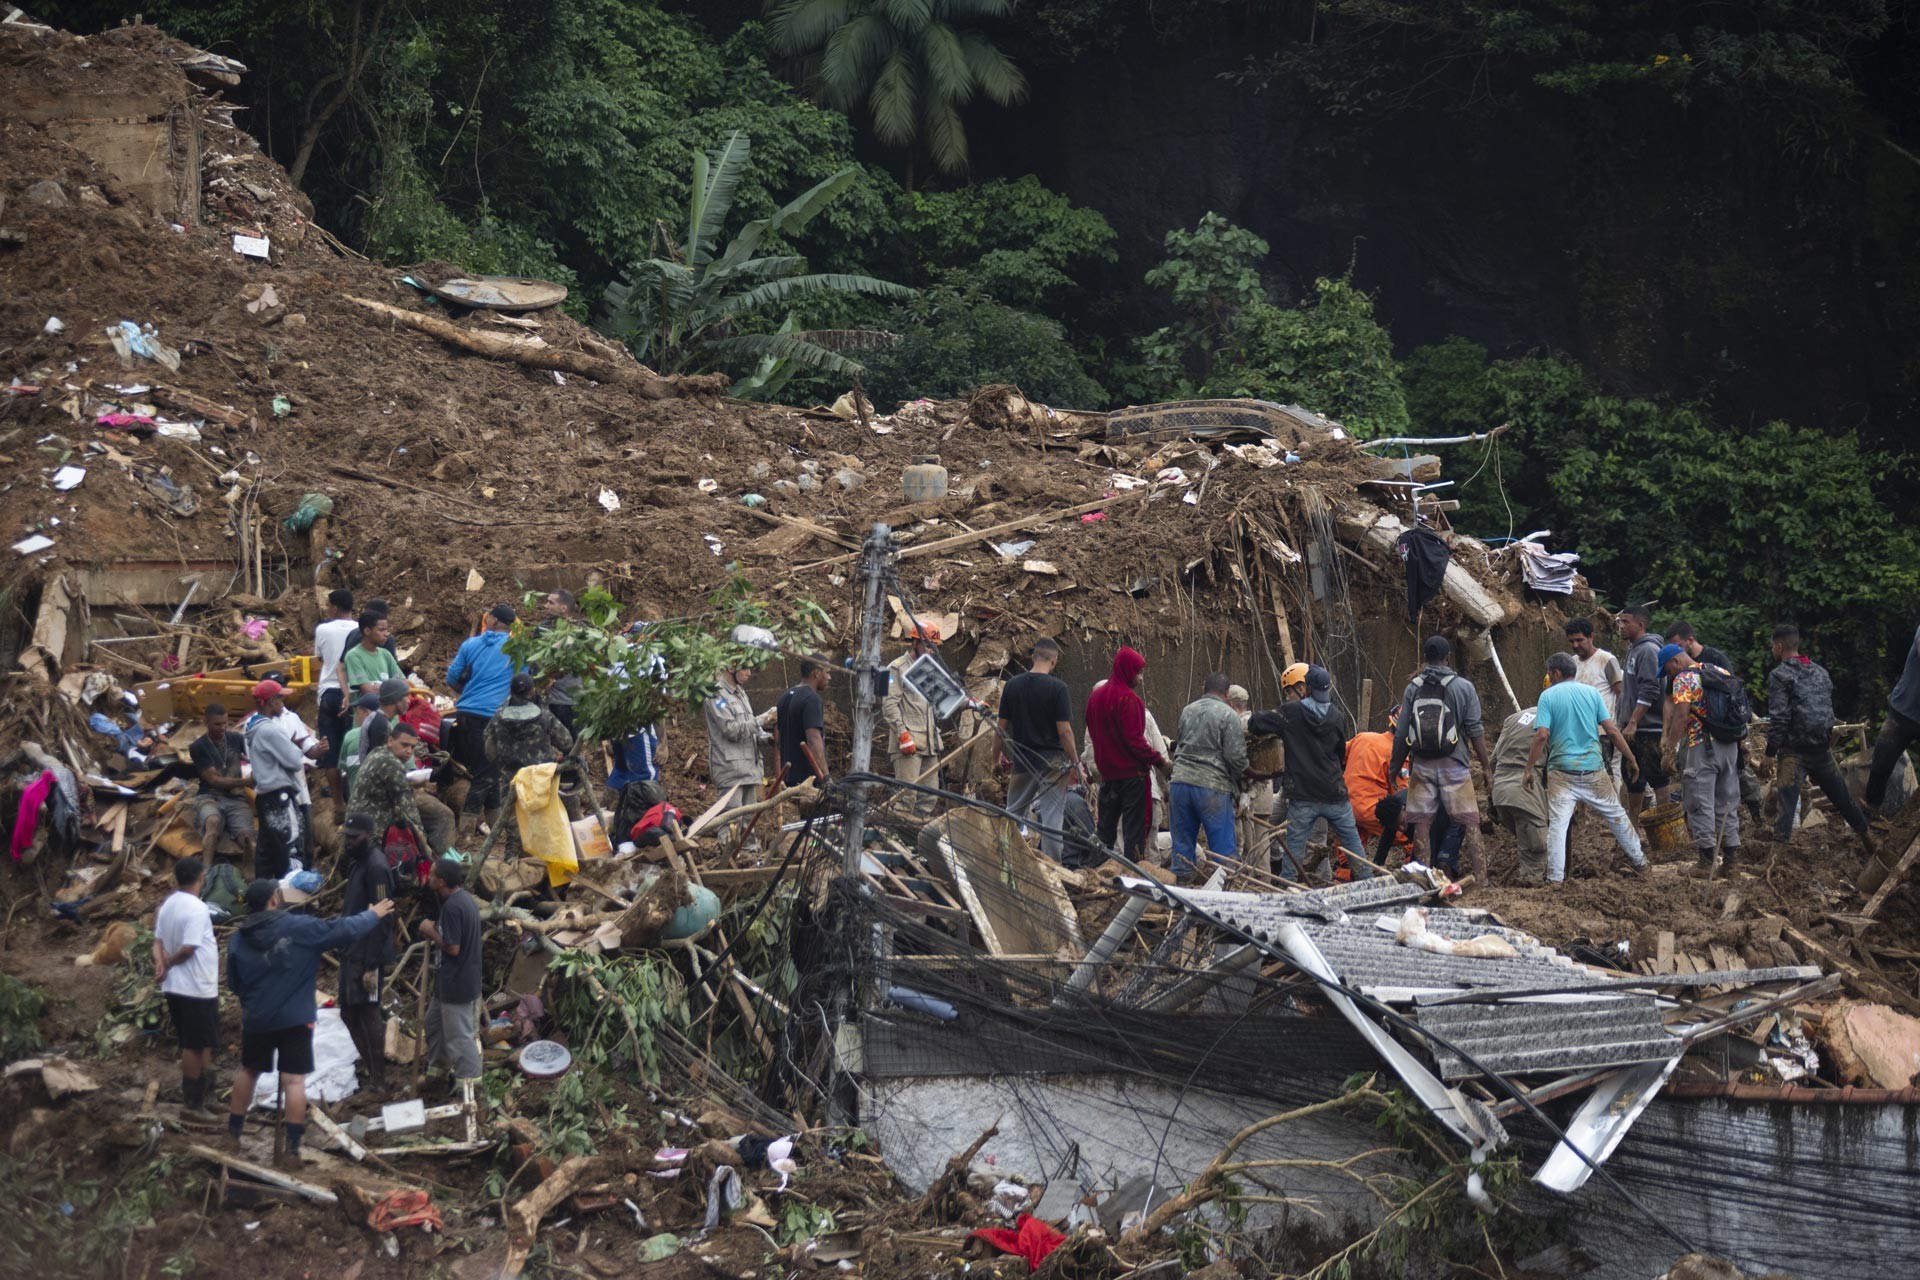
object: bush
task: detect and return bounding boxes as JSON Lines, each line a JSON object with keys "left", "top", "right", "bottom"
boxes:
{"left": 1210, "top": 280, "right": 1410, "bottom": 437}
{"left": 891, "top": 176, "right": 1117, "bottom": 309}
{"left": 0, "top": 972, "right": 46, "bottom": 1058}
{"left": 864, "top": 284, "right": 1107, "bottom": 408}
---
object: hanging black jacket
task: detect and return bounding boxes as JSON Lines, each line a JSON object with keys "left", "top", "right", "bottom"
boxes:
{"left": 1397, "top": 526, "right": 1450, "bottom": 620}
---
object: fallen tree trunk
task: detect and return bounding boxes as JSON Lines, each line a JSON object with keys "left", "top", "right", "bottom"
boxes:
{"left": 344, "top": 296, "right": 729, "bottom": 399}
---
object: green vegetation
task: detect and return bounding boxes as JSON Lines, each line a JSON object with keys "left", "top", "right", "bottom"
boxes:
{"left": 602, "top": 130, "right": 911, "bottom": 391}
{"left": 865, "top": 284, "right": 1105, "bottom": 407}
{"left": 767, "top": 0, "right": 1028, "bottom": 177}
{"left": 0, "top": 972, "right": 47, "bottom": 1057}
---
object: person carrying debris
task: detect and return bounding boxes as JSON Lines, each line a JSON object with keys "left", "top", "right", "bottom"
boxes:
{"left": 154, "top": 856, "right": 220, "bottom": 1126}
{"left": 1170, "top": 673, "right": 1250, "bottom": 879}
{"left": 1250, "top": 664, "right": 1366, "bottom": 881}
{"left": 1085, "top": 646, "right": 1171, "bottom": 861}
{"left": 1387, "top": 636, "right": 1495, "bottom": 883}
{"left": 1865, "top": 618, "right": 1920, "bottom": 817}
{"left": 1525, "top": 652, "right": 1648, "bottom": 883}
{"left": 1617, "top": 605, "right": 1672, "bottom": 827}
{"left": 883, "top": 624, "right": 947, "bottom": 820}
{"left": 243, "top": 679, "right": 311, "bottom": 880}
{"left": 1661, "top": 644, "right": 1748, "bottom": 875}
{"left": 776, "top": 659, "right": 834, "bottom": 789}
{"left": 1000, "top": 638, "right": 1086, "bottom": 863}
{"left": 336, "top": 813, "right": 396, "bottom": 1091}
{"left": 1763, "top": 624, "right": 1873, "bottom": 853}
{"left": 446, "top": 603, "right": 522, "bottom": 815}
{"left": 706, "top": 658, "right": 772, "bottom": 844}
{"left": 352, "top": 721, "right": 453, "bottom": 859}
{"left": 189, "top": 702, "right": 255, "bottom": 865}
{"left": 225, "top": 878, "right": 394, "bottom": 1168}
{"left": 418, "top": 858, "right": 484, "bottom": 1092}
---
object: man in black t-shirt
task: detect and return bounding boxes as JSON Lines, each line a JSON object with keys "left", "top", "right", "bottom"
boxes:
{"left": 189, "top": 703, "right": 255, "bottom": 862}
{"left": 419, "top": 858, "right": 483, "bottom": 1087}
{"left": 998, "top": 638, "right": 1085, "bottom": 861}
{"left": 776, "top": 660, "right": 834, "bottom": 788}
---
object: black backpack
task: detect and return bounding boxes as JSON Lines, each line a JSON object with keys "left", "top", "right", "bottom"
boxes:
{"left": 1404, "top": 671, "right": 1461, "bottom": 758}
{"left": 1697, "top": 666, "right": 1752, "bottom": 744}
{"left": 1783, "top": 661, "right": 1836, "bottom": 750}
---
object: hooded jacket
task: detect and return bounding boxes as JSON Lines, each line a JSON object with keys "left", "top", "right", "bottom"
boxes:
{"left": 1086, "top": 649, "right": 1165, "bottom": 781}
{"left": 704, "top": 676, "right": 768, "bottom": 789}
{"left": 228, "top": 906, "right": 383, "bottom": 1033}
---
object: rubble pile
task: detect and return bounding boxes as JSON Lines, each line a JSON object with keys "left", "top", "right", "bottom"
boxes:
{"left": 3, "top": 14, "right": 1919, "bottom": 1280}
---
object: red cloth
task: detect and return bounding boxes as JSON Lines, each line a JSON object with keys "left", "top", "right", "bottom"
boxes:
{"left": 629, "top": 801, "right": 682, "bottom": 842}
{"left": 970, "top": 1214, "right": 1066, "bottom": 1271}
{"left": 400, "top": 694, "right": 442, "bottom": 747}
{"left": 1086, "top": 648, "right": 1162, "bottom": 780}
{"left": 10, "top": 770, "right": 54, "bottom": 862}
{"left": 367, "top": 1188, "right": 443, "bottom": 1233}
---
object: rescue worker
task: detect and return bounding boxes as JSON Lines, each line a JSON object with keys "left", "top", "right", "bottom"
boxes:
{"left": 882, "top": 624, "right": 946, "bottom": 820}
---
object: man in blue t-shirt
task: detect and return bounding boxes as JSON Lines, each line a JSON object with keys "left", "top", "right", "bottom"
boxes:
{"left": 445, "top": 604, "right": 522, "bottom": 813}
{"left": 1525, "top": 652, "right": 1647, "bottom": 884}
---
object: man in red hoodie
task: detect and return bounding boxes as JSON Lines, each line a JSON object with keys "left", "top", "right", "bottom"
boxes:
{"left": 1086, "top": 647, "right": 1171, "bottom": 859}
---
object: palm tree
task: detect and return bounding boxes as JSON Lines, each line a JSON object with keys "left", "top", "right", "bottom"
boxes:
{"left": 601, "top": 131, "right": 911, "bottom": 396}
{"left": 767, "top": 0, "right": 1028, "bottom": 177}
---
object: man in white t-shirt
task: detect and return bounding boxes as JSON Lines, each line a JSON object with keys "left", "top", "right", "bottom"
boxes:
{"left": 153, "top": 856, "right": 221, "bottom": 1125}
{"left": 1565, "top": 617, "right": 1625, "bottom": 783}
{"left": 313, "top": 588, "right": 360, "bottom": 815}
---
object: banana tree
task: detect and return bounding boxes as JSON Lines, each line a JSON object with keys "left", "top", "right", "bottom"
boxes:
{"left": 602, "top": 131, "right": 909, "bottom": 395}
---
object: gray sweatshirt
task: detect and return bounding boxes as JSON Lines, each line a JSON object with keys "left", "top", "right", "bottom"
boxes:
{"left": 244, "top": 714, "right": 307, "bottom": 798}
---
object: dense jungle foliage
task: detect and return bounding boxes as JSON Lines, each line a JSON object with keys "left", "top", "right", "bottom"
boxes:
{"left": 39, "top": 0, "right": 1920, "bottom": 700}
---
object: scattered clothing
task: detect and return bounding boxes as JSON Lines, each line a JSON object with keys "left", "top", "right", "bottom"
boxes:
{"left": 1396, "top": 525, "right": 1450, "bottom": 619}
{"left": 9, "top": 770, "right": 55, "bottom": 861}
{"left": 1513, "top": 538, "right": 1579, "bottom": 594}
{"left": 969, "top": 1214, "right": 1066, "bottom": 1272}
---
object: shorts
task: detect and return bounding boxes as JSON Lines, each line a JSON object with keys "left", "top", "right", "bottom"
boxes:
{"left": 315, "top": 688, "right": 346, "bottom": 769}
{"left": 193, "top": 791, "right": 255, "bottom": 840}
{"left": 240, "top": 1023, "right": 315, "bottom": 1076}
{"left": 1626, "top": 734, "right": 1669, "bottom": 793}
{"left": 166, "top": 994, "right": 220, "bottom": 1051}
{"left": 1405, "top": 757, "right": 1477, "bottom": 822}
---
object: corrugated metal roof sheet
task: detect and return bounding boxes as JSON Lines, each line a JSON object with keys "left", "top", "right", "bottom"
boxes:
{"left": 1413, "top": 997, "right": 1680, "bottom": 1079}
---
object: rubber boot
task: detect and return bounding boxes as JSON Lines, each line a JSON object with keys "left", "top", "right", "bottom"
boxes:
{"left": 1692, "top": 847, "right": 1716, "bottom": 877}
{"left": 1719, "top": 845, "right": 1740, "bottom": 877}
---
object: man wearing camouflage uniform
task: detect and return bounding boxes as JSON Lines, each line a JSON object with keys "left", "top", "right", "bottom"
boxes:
{"left": 486, "top": 673, "right": 574, "bottom": 776}
{"left": 350, "top": 722, "right": 452, "bottom": 856}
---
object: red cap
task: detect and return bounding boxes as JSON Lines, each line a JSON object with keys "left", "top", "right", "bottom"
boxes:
{"left": 252, "top": 679, "right": 286, "bottom": 701}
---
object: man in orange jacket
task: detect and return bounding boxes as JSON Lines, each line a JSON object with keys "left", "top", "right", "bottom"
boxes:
{"left": 1346, "top": 707, "right": 1410, "bottom": 863}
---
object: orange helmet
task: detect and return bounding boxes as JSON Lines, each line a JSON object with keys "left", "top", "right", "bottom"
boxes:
{"left": 912, "top": 622, "right": 942, "bottom": 644}
{"left": 1281, "top": 662, "right": 1310, "bottom": 692}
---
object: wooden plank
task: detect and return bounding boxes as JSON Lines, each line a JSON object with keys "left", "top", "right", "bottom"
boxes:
{"left": 1356, "top": 678, "right": 1374, "bottom": 733}
{"left": 941, "top": 807, "right": 1083, "bottom": 958}
{"left": 1654, "top": 931, "right": 1675, "bottom": 975}
{"left": 1780, "top": 924, "right": 1920, "bottom": 1019}
{"left": 184, "top": 1142, "right": 338, "bottom": 1203}
{"left": 1858, "top": 828, "right": 1920, "bottom": 923}
{"left": 1709, "top": 944, "right": 1741, "bottom": 974}
{"left": 740, "top": 505, "right": 859, "bottom": 551}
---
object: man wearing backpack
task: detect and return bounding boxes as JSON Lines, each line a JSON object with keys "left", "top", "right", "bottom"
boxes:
{"left": 1764, "top": 625, "right": 1873, "bottom": 853}
{"left": 1388, "top": 636, "right": 1494, "bottom": 882}
{"left": 1617, "top": 606, "right": 1672, "bottom": 830}
{"left": 1661, "top": 645, "right": 1749, "bottom": 875}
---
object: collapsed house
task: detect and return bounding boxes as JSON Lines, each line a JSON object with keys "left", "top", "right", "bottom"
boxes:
{"left": 4, "top": 13, "right": 1920, "bottom": 1280}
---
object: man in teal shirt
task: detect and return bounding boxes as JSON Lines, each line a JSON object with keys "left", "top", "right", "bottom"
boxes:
{"left": 1525, "top": 652, "right": 1647, "bottom": 883}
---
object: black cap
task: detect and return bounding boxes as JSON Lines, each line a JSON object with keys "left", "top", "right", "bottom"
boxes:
{"left": 344, "top": 812, "right": 376, "bottom": 835}
{"left": 1304, "top": 664, "right": 1333, "bottom": 692}
{"left": 355, "top": 692, "right": 380, "bottom": 711}
{"left": 509, "top": 672, "right": 534, "bottom": 697}
{"left": 490, "top": 603, "right": 517, "bottom": 625}
{"left": 243, "top": 878, "right": 280, "bottom": 913}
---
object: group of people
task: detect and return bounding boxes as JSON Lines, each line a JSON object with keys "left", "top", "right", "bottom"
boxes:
{"left": 151, "top": 849, "right": 480, "bottom": 1164}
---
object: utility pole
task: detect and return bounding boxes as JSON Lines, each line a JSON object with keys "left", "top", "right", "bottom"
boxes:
{"left": 843, "top": 522, "right": 893, "bottom": 875}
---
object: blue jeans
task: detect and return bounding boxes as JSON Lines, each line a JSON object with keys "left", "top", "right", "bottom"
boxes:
{"left": 1170, "top": 782, "right": 1236, "bottom": 875}
{"left": 1282, "top": 798, "right": 1370, "bottom": 880}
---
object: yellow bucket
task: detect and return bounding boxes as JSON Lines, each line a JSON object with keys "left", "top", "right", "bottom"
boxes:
{"left": 1643, "top": 801, "right": 1687, "bottom": 854}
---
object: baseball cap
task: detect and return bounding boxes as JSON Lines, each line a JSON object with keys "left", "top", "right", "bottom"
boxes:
{"left": 344, "top": 812, "right": 376, "bottom": 835}
{"left": 510, "top": 672, "right": 534, "bottom": 697}
{"left": 1304, "top": 664, "right": 1333, "bottom": 692}
{"left": 1657, "top": 643, "right": 1685, "bottom": 672}
{"left": 1226, "top": 684, "right": 1250, "bottom": 703}
{"left": 354, "top": 692, "right": 380, "bottom": 711}
{"left": 243, "top": 878, "right": 280, "bottom": 913}
{"left": 251, "top": 678, "right": 286, "bottom": 701}
{"left": 489, "top": 603, "right": 517, "bottom": 625}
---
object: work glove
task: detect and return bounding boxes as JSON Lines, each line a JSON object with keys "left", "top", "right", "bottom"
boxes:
{"left": 898, "top": 730, "right": 918, "bottom": 756}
